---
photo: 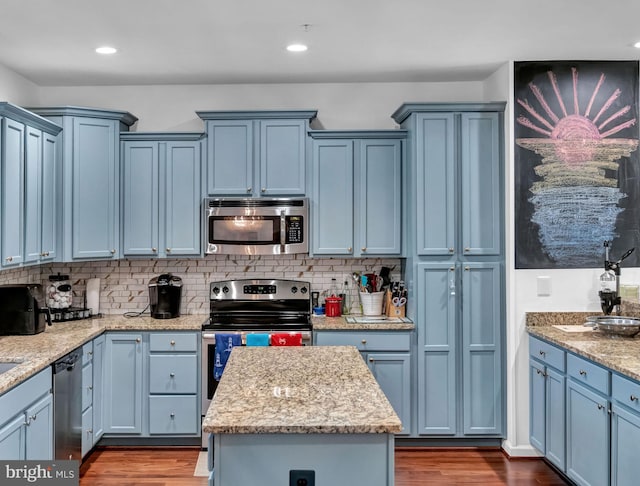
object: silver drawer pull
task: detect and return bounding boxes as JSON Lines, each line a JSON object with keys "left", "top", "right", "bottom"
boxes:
{"left": 361, "top": 339, "right": 367, "bottom": 345}
{"left": 597, "top": 404, "right": 604, "bottom": 410}
{"left": 369, "top": 357, "right": 374, "bottom": 363}
{"left": 539, "top": 350, "right": 545, "bottom": 356}
{"left": 88, "top": 386, "right": 93, "bottom": 391}
{"left": 136, "top": 338, "right": 141, "bottom": 343}
{"left": 170, "top": 373, "right": 175, "bottom": 378}
{"left": 631, "top": 395, "right": 638, "bottom": 402}
{"left": 170, "top": 340, "right": 176, "bottom": 346}
{"left": 170, "top": 413, "right": 175, "bottom": 419}
{"left": 579, "top": 370, "right": 587, "bottom": 376}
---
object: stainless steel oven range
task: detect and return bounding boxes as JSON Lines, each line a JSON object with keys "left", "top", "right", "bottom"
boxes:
{"left": 201, "top": 278, "right": 312, "bottom": 447}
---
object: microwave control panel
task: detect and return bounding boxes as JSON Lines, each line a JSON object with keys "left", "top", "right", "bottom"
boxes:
{"left": 285, "top": 216, "right": 304, "bottom": 244}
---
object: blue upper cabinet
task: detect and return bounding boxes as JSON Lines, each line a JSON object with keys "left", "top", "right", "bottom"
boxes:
{"left": 197, "top": 110, "right": 316, "bottom": 197}
{"left": 0, "top": 103, "right": 62, "bottom": 269}
{"left": 29, "top": 106, "right": 137, "bottom": 262}
{"left": 121, "top": 133, "right": 203, "bottom": 258}
{"left": 309, "top": 130, "right": 405, "bottom": 257}
{"left": 2, "top": 117, "right": 25, "bottom": 268}
{"left": 392, "top": 103, "right": 505, "bottom": 258}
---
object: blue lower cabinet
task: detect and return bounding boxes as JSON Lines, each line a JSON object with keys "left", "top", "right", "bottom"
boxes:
{"left": 566, "top": 379, "right": 610, "bottom": 486}
{"left": 366, "top": 353, "right": 411, "bottom": 435}
{"left": 611, "top": 403, "right": 640, "bottom": 486}
{"left": 149, "top": 396, "right": 199, "bottom": 435}
{"left": 0, "top": 367, "right": 53, "bottom": 460}
{"left": 81, "top": 407, "right": 93, "bottom": 458}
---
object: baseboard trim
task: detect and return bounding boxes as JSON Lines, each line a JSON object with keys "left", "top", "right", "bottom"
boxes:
{"left": 501, "top": 439, "right": 544, "bottom": 458}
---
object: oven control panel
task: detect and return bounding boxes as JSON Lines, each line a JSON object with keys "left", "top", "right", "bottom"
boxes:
{"left": 210, "top": 279, "right": 310, "bottom": 300}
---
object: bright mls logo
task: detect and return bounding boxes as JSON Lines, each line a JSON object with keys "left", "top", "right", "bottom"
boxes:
{"left": 1, "top": 461, "right": 78, "bottom": 485}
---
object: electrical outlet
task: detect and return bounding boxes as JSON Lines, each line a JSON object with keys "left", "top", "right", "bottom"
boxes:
{"left": 289, "top": 470, "right": 315, "bottom": 486}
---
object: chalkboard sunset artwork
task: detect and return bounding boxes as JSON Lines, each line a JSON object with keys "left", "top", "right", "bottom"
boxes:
{"left": 514, "top": 61, "right": 640, "bottom": 269}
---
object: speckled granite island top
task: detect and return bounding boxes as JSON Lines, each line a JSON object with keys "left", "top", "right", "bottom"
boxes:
{"left": 0, "top": 314, "right": 205, "bottom": 395}
{"left": 526, "top": 311, "right": 640, "bottom": 382}
{"left": 202, "top": 346, "right": 402, "bottom": 435}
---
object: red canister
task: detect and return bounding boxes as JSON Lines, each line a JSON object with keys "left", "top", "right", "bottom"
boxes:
{"left": 325, "top": 296, "right": 342, "bottom": 317}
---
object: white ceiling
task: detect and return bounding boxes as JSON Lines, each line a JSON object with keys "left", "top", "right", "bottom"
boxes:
{"left": 1, "top": 0, "right": 640, "bottom": 86}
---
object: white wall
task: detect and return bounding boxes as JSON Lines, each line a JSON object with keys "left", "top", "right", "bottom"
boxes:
{"left": 34, "top": 81, "right": 484, "bottom": 131}
{"left": 0, "top": 62, "right": 38, "bottom": 105}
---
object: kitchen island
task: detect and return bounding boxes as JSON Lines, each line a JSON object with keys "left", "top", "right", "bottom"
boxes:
{"left": 202, "top": 345, "right": 402, "bottom": 486}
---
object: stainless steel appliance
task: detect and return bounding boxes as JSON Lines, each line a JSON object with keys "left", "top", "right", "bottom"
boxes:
{"left": 53, "top": 348, "right": 82, "bottom": 460}
{"left": 149, "top": 273, "right": 183, "bottom": 319}
{"left": 0, "top": 284, "right": 52, "bottom": 335}
{"left": 204, "top": 197, "right": 308, "bottom": 255}
{"left": 201, "top": 278, "right": 312, "bottom": 447}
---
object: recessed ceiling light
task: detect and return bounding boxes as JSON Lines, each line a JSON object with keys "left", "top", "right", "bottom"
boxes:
{"left": 95, "top": 46, "right": 117, "bottom": 55}
{"left": 286, "top": 44, "right": 308, "bottom": 53}
{"left": 634, "top": 41, "right": 640, "bottom": 48}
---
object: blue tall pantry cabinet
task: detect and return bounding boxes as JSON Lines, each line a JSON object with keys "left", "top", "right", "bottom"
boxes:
{"left": 392, "top": 103, "right": 506, "bottom": 440}
{"left": 29, "top": 106, "right": 138, "bottom": 261}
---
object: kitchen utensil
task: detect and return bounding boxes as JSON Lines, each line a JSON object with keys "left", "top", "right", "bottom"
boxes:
{"left": 587, "top": 316, "right": 640, "bottom": 337}
{"left": 360, "top": 291, "right": 384, "bottom": 316}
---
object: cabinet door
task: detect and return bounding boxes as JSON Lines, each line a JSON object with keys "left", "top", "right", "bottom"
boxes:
{"left": 367, "top": 352, "right": 411, "bottom": 435}
{"left": 415, "top": 113, "right": 455, "bottom": 256}
{"left": 206, "top": 120, "right": 253, "bottom": 195}
{"left": 164, "top": 141, "right": 201, "bottom": 256}
{"left": 24, "top": 126, "right": 42, "bottom": 263}
{"left": 1, "top": 117, "right": 25, "bottom": 267}
{"left": 82, "top": 362, "right": 93, "bottom": 412}
{"left": 40, "top": 133, "right": 57, "bottom": 261}
{"left": 462, "top": 262, "right": 503, "bottom": 435}
{"left": 259, "top": 119, "right": 306, "bottom": 195}
{"left": 25, "top": 393, "right": 53, "bottom": 460}
{"left": 357, "top": 139, "right": 401, "bottom": 255}
{"left": 546, "top": 366, "right": 566, "bottom": 472}
{"left": 566, "top": 379, "right": 610, "bottom": 486}
{"left": 72, "top": 118, "right": 119, "bottom": 259}
{"left": 92, "top": 335, "right": 105, "bottom": 443}
{"left": 460, "top": 112, "right": 502, "bottom": 256}
{"left": 0, "top": 413, "right": 26, "bottom": 460}
{"left": 416, "top": 263, "right": 457, "bottom": 435}
{"left": 81, "top": 406, "right": 93, "bottom": 458}
{"left": 311, "top": 139, "right": 354, "bottom": 254}
{"left": 104, "top": 333, "right": 143, "bottom": 434}
{"left": 611, "top": 404, "right": 640, "bottom": 486}
{"left": 122, "top": 141, "right": 159, "bottom": 256}
{"left": 529, "top": 359, "right": 546, "bottom": 453}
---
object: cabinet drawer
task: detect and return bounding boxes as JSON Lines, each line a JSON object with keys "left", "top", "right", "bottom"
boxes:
{"left": 149, "top": 395, "right": 199, "bottom": 435}
{"left": 82, "top": 341, "right": 93, "bottom": 366}
{"left": 149, "top": 355, "right": 197, "bottom": 394}
{"left": 149, "top": 332, "right": 198, "bottom": 352}
{"left": 82, "top": 362, "right": 93, "bottom": 411}
{"left": 612, "top": 373, "right": 640, "bottom": 413}
{"left": 314, "top": 331, "right": 410, "bottom": 351}
{"left": 529, "top": 336, "right": 565, "bottom": 372}
{"left": 567, "top": 353, "right": 609, "bottom": 395}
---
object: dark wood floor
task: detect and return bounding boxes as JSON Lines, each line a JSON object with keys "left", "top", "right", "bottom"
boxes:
{"left": 79, "top": 446, "right": 569, "bottom": 486}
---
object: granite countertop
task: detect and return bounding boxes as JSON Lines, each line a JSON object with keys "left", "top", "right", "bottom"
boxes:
{"left": 526, "top": 311, "right": 640, "bottom": 382}
{"left": 0, "top": 314, "right": 205, "bottom": 395}
{"left": 202, "top": 346, "right": 402, "bottom": 435}
{"left": 311, "top": 315, "right": 414, "bottom": 331}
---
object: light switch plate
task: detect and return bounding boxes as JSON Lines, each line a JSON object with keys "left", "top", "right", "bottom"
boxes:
{"left": 537, "top": 276, "right": 551, "bottom": 296}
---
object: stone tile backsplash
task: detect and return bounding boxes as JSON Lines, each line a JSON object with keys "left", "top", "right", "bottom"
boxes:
{"left": 1, "top": 256, "right": 403, "bottom": 316}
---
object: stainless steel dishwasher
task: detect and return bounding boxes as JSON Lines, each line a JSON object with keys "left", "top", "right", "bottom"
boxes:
{"left": 53, "top": 348, "right": 82, "bottom": 460}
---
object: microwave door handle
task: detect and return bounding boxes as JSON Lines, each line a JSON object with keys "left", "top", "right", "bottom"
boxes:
{"left": 280, "top": 211, "right": 286, "bottom": 249}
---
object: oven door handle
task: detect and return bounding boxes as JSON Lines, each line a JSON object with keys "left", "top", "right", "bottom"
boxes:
{"left": 202, "top": 332, "right": 217, "bottom": 340}
{"left": 280, "top": 210, "right": 286, "bottom": 247}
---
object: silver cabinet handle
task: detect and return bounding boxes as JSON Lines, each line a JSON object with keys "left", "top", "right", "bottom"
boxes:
{"left": 449, "top": 267, "right": 456, "bottom": 296}
{"left": 169, "top": 373, "right": 175, "bottom": 378}
{"left": 170, "top": 340, "right": 176, "bottom": 346}
{"left": 110, "top": 249, "right": 116, "bottom": 254}
{"left": 261, "top": 188, "right": 266, "bottom": 193}
{"left": 579, "top": 370, "right": 586, "bottom": 376}
{"left": 247, "top": 187, "right": 252, "bottom": 193}
{"left": 152, "top": 247, "right": 157, "bottom": 253}
{"left": 361, "top": 247, "right": 367, "bottom": 252}
{"left": 361, "top": 339, "right": 367, "bottom": 345}
{"left": 5, "top": 256, "right": 12, "bottom": 262}
{"left": 631, "top": 395, "right": 638, "bottom": 402}
{"left": 464, "top": 266, "right": 470, "bottom": 271}
{"left": 597, "top": 404, "right": 604, "bottom": 410}
{"left": 170, "top": 413, "right": 175, "bottom": 419}
{"left": 88, "top": 386, "right": 93, "bottom": 391}
{"left": 347, "top": 247, "right": 352, "bottom": 253}
{"left": 369, "top": 357, "right": 374, "bottom": 363}
{"left": 448, "top": 248, "right": 454, "bottom": 253}
{"left": 464, "top": 247, "right": 470, "bottom": 252}
{"left": 136, "top": 338, "right": 141, "bottom": 343}
{"left": 539, "top": 350, "right": 546, "bottom": 357}
{"left": 166, "top": 248, "right": 171, "bottom": 253}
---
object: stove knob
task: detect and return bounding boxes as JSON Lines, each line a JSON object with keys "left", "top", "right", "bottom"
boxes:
{"left": 222, "top": 286, "right": 229, "bottom": 294}
{"left": 300, "top": 286, "right": 308, "bottom": 294}
{"left": 291, "top": 286, "right": 298, "bottom": 294}
{"left": 212, "top": 287, "right": 220, "bottom": 295}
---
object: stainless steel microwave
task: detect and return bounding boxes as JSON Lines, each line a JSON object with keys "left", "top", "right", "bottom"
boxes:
{"left": 204, "top": 197, "right": 308, "bottom": 255}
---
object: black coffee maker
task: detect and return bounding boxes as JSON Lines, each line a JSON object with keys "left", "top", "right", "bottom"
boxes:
{"left": 149, "top": 274, "right": 183, "bottom": 319}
